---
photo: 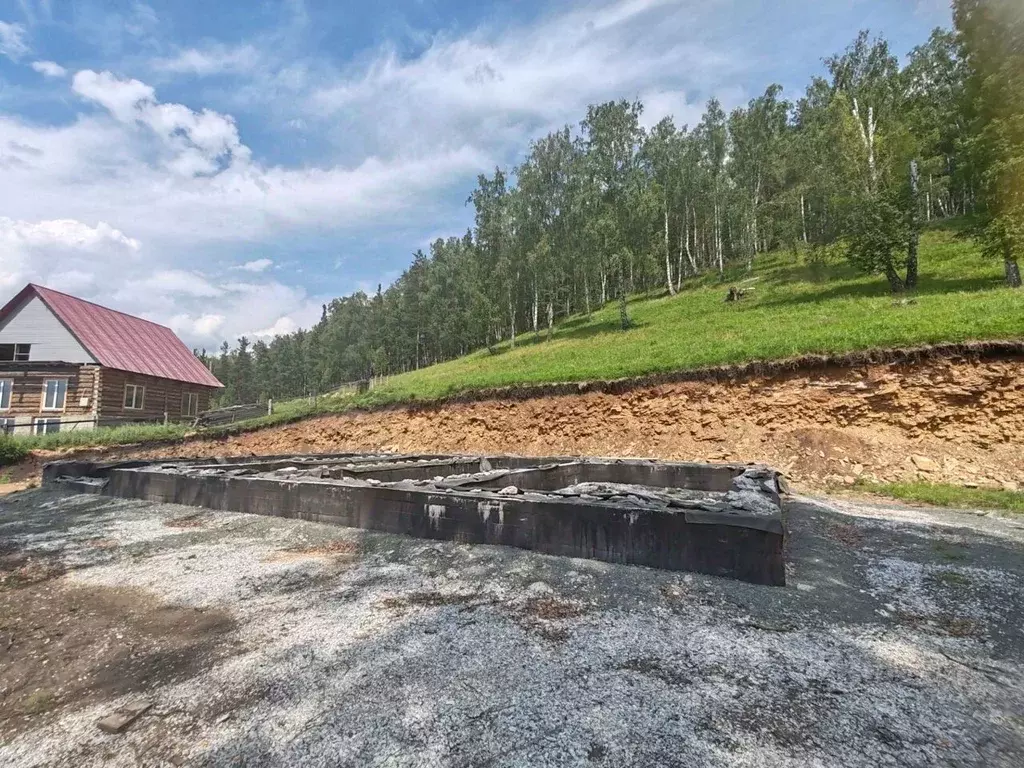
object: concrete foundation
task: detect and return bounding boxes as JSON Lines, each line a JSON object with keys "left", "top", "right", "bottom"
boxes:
{"left": 43, "top": 453, "right": 787, "bottom": 585}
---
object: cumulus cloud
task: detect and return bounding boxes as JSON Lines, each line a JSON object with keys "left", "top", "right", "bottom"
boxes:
{"left": 0, "top": 217, "right": 140, "bottom": 293}
{"left": 0, "top": 216, "right": 320, "bottom": 349}
{"left": 0, "top": 108, "right": 487, "bottom": 245}
{"left": 31, "top": 60, "right": 67, "bottom": 77}
{"left": 71, "top": 69, "right": 251, "bottom": 176}
{"left": 0, "top": 20, "right": 28, "bottom": 61}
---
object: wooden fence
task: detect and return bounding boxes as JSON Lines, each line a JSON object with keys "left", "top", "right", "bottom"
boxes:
{"left": 195, "top": 402, "right": 267, "bottom": 428}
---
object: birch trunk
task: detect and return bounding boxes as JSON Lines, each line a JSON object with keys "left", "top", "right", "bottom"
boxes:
{"left": 851, "top": 98, "right": 877, "bottom": 192}
{"left": 664, "top": 205, "right": 675, "bottom": 295}
{"left": 686, "top": 206, "right": 697, "bottom": 274}
{"left": 676, "top": 226, "right": 684, "bottom": 291}
{"left": 714, "top": 197, "right": 724, "bottom": 275}
{"left": 1005, "top": 240, "right": 1023, "bottom": 288}
{"left": 508, "top": 292, "right": 515, "bottom": 350}
{"left": 532, "top": 281, "right": 539, "bottom": 332}
{"left": 618, "top": 254, "right": 631, "bottom": 330}
{"left": 906, "top": 160, "right": 920, "bottom": 291}
{"left": 798, "top": 191, "right": 806, "bottom": 240}
{"left": 884, "top": 265, "right": 906, "bottom": 294}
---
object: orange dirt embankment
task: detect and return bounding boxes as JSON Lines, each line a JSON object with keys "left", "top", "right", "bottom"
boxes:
{"left": 90, "top": 352, "right": 1023, "bottom": 490}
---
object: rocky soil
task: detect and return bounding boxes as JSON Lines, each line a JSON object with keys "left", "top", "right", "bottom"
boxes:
{"left": 57, "top": 354, "right": 1024, "bottom": 491}
{"left": 2, "top": 487, "right": 1023, "bottom": 767}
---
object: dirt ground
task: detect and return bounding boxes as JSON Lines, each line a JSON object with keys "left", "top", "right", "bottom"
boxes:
{"left": 12, "top": 353, "right": 1016, "bottom": 493}
{"left": 1, "top": 487, "right": 1023, "bottom": 766}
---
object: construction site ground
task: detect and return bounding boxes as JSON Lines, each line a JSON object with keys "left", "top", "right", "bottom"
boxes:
{"left": 1, "top": 486, "right": 1023, "bottom": 767}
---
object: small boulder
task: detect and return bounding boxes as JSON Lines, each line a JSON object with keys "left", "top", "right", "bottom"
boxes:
{"left": 525, "top": 581, "right": 554, "bottom": 597}
{"left": 911, "top": 455, "right": 939, "bottom": 472}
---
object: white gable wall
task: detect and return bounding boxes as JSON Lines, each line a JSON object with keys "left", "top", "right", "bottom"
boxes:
{"left": 0, "top": 294, "right": 96, "bottom": 363}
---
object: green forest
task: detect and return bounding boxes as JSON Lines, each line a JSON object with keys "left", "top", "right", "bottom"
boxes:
{"left": 200, "top": 0, "right": 1023, "bottom": 407}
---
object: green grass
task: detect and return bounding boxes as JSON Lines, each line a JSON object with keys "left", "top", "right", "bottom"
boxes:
{"left": 0, "top": 396, "right": 323, "bottom": 466}
{"left": 3, "top": 422, "right": 193, "bottom": 454}
{"left": 354, "top": 225, "right": 1022, "bottom": 405}
{"left": 860, "top": 480, "right": 1024, "bottom": 514}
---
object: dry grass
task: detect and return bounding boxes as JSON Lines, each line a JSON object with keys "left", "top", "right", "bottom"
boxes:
{"left": 522, "top": 597, "right": 585, "bottom": 621}
{"left": 265, "top": 540, "right": 361, "bottom": 563}
{"left": 896, "top": 611, "right": 981, "bottom": 638}
{"left": 376, "top": 591, "right": 480, "bottom": 611}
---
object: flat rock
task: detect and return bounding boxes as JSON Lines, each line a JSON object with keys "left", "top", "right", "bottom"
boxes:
{"left": 911, "top": 455, "right": 939, "bottom": 472}
{"left": 96, "top": 701, "right": 152, "bottom": 734}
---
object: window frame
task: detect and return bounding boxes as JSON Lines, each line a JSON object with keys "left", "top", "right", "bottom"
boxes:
{"left": 14, "top": 344, "right": 30, "bottom": 362}
{"left": 0, "top": 379, "right": 11, "bottom": 410}
{"left": 123, "top": 383, "right": 146, "bottom": 411}
{"left": 181, "top": 391, "right": 199, "bottom": 417}
{"left": 33, "top": 417, "right": 60, "bottom": 435}
{"left": 41, "top": 378, "right": 68, "bottom": 412}
{"left": 0, "top": 417, "right": 14, "bottom": 435}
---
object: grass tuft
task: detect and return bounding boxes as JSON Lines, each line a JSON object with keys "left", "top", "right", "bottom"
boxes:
{"left": 859, "top": 480, "right": 1024, "bottom": 514}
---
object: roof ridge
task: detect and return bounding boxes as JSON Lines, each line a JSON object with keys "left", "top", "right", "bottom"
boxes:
{"left": 30, "top": 283, "right": 173, "bottom": 332}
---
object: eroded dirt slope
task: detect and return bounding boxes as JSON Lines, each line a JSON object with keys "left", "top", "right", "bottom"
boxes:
{"left": 109, "top": 354, "right": 1024, "bottom": 489}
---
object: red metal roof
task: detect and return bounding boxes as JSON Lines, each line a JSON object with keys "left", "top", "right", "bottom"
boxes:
{"left": 0, "top": 284, "right": 223, "bottom": 388}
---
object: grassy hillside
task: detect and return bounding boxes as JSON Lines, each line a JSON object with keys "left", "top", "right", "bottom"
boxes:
{"left": 2, "top": 222, "right": 1020, "bottom": 461}
{"left": 364, "top": 224, "right": 1021, "bottom": 404}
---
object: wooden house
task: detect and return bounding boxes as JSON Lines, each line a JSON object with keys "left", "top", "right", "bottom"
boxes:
{"left": 0, "top": 284, "right": 223, "bottom": 435}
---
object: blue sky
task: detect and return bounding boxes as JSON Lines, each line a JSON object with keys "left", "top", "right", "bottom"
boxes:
{"left": 1, "top": 0, "right": 951, "bottom": 349}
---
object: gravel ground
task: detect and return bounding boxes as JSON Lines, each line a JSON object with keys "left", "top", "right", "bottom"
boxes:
{"left": 1, "top": 488, "right": 1023, "bottom": 767}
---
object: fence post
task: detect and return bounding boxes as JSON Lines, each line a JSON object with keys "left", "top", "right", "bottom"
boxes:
{"left": 267, "top": 398, "right": 273, "bottom": 416}
{"left": 163, "top": 411, "right": 168, "bottom": 425}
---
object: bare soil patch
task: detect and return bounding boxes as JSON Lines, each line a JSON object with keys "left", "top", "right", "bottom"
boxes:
{"left": 264, "top": 539, "right": 361, "bottom": 563}
{"left": 0, "top": 579, "right": 237, "bottom": 739}
{"left": 164, "top": 513, "right": 207, "bottom": 529}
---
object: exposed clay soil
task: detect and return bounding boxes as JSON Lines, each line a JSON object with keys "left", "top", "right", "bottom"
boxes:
{"left": 18, "top": 353, "right": 1024, "bottom": 490}
{"left": 0, "top": 574, "right": 238, "bottom": 739}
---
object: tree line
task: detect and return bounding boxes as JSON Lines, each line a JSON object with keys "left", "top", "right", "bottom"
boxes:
{"left": 199, "top": 1, "right": 1023, "bottom": 406}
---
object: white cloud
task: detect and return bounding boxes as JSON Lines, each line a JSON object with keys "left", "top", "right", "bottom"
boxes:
{"left": 238, "top": 258, "right": 273, "bottom": 273}
{"left": 0, "top": 217, "right": 140, "bottom": 293}
{"left": 152, "top": 44, "right": 260, "bottom": 76}
{"left": 0, "top": 109, "right": 487, "bottom": 245}
{"left": 71, "top": 70, "right": 251, "bottom": 176}
{"left": 0, "top": 0, "right": 746, "bottom": 349}
{"left": 31, "top": 60, "right": 67, "bottom": 78}
{"left": 307, "top": 0, "right": 735, "bottom": 158}
{"left": 0, "top": 20, "right": 29, "bottom": 61}
{"left": 250, "top": 316, "right": 300, "bottom": 338}
{"left": 0, "top": 216, "right": 321, "bottom": 349}
{"left": 127, "top": 269, "right": 223, "bottom": 298}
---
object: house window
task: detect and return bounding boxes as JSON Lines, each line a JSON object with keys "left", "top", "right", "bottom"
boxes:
{"left": 0, "top": 344, "right": 30, "bottom": 362}
{"left": 0, "top": 379, "right": 11, "bottom": 410}
{"left": 124, "top": 383, "right": 145, "bottom": 410}
{"left": 0, "top": 418, "right": 13, "bottom": 435}
{"left": 33, "top": 417, "right": 60, "bottom": 435}
{"left": 42, "top": 379, "right": 67, "bottom": 411}
{"left": 182, "top": 392, "right": 199, "bottom": 417}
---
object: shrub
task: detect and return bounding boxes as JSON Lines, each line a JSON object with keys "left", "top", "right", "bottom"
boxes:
{"left": 0, "top": 435, "right": 29, "bottom": 467}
